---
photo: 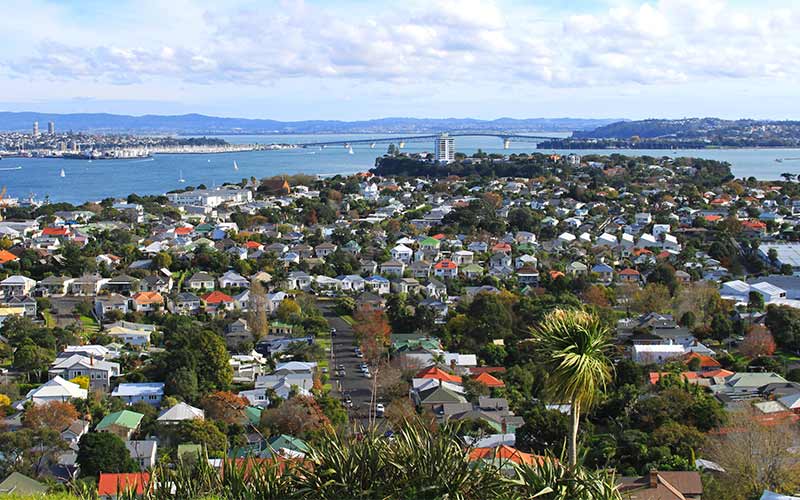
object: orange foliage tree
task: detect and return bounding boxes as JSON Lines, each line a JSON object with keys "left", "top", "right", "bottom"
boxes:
{"left": 22, "top": 401, "right": 78, "bottom": 431}
{"left": 741, "top": 326, "right": 777, "bottom": 358}
{"left": 201, "top": 391, "right": 251, "bottom": 425}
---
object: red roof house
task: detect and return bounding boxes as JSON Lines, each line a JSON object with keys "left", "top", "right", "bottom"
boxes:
{"left": 98, "top": 473, "right": 150, "bottom": 498}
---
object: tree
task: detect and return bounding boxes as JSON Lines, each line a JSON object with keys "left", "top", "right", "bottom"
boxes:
{"left": 12, "top": 342, "right": 53, "bottom": 381}
{"left": 165, "top": 367, "right": 199, "bottom": 402}
{"left": 276, "top": 299, "right": 301, "bottom": 323}
{"left": 748, "top": 291, "right": 765, "bottom": 311}
{"left": 201, "top": 391, "right": 250, "bottom": 425}
{"left": 765, "top": 304, "right": 800, "bottom": 352}
{"left": 528, "top": 309, "right": 613, "bottom": 466}
{"left": 515, "top": 404, "right": 569, "bottom": 454}
{"left": 705, "top": 409, "right": 800, "bottom": 500}
{"left": 164, "top": 328, "right": 232, "bottom": 393}
{"left": 248, "top": 280, "right": 269, "bottom": 339}
{"left": 77, "top": 432, "right": 138, "bottom": 478}
{"left": 175, "top": 419, "right": 228, "bottom": 456}
{"left": 740, "top": 326, "right": 777, "bottom": 358}
{"left": 647, "top": 263, "right": 678, "bottom": 295}
{"left": 22, "top": 401, "right": 78, "bottom": 431}
{"left": 631, "top": 283, "right": 671, "bottom": 314}
{"left": 260, "top": 396, "right": 331, "bottom": 438}
{"left": 69, "top": 375, "right": 90, "bottom": 389}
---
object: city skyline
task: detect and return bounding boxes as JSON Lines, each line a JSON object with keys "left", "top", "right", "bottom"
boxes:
{"left": 1, "top": 0, "right": 800, "bottom": 120}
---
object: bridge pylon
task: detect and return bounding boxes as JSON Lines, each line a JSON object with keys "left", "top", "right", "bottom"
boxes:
{"left": 398, "top": 141, "right": 405, "bottom": 149}
{"left": 503, "top": 137, "right": 511, "bottom": 150}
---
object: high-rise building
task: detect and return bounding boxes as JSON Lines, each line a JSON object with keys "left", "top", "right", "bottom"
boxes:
{"left": 32, "top": 121, "right": 39, "bottom": 137}
{"left": 48, "top": 121, "right": 55, "bottom": 134}
{"left": 434, "top": 133, "right": 455, "bottom": 164}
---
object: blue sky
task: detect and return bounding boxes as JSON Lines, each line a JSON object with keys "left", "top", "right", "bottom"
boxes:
{"left": 1, "top": 0, "right": 799, "bottom": 120}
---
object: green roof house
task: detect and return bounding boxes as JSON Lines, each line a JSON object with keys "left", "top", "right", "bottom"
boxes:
{"left": 96, "top": 410, "right": 144, "bottom": 439}
{"left": 420, "top": 237, "right": 441, "bottom": 249}
{"left": 268, "top": 434, "right": 309, "bottom": 454}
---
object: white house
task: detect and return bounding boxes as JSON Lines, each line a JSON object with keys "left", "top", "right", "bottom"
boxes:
{"left": 17, "top": 376, "right": 87, "bottom": 409}
{"left": 111, "top": 382, "right": 165, "bottom": 406}
{"left": 390, "top": 244, "right": 414, "bottom": 263}
{"left": 631, "top": 344, "right": 685, "bottom": 364}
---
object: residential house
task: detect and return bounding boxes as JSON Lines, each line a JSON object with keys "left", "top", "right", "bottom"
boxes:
{"left": 111, "top": 383, "right": 165, "bottom": 406}
{"left": 186, "top": 272, "right": 216, "bottom": 291}
{"left": 49, "top": 354, "right": 120, "bottom": 391}
{"left": 131, "top": 291, "right": 164, "bottom": 313}
{"left": 96, "top": 410, "right": 144, "bottom": 440}
{"left": 94, "top": 294, "right": 129, "bottom": 320}
{"left": 202, "top": 291, "right": 235, "bottom": 314}
{"left": 433, "top": 259, "right": 458, "bottom": 279}
{"left": 380, "top": 260, "right": 406, "bottom": 277}
{"left": 0, "top": 275, "right": 36, "bottom": 297}
{"left": 157, "top": 402, "right": 205, "bottom": 425}
{"left": 218, "top": 271, "right": 250, "bottom": 289}
{"left": 17, "top": 376, "right": 87, "bottom": 409}
{"left": 172, "top": 292, "right": 201, "bottom": 314}
{"left": 126, "top": 440, "right": 158, "bottom": 470}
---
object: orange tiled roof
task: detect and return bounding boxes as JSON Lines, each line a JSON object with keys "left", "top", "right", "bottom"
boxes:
{"left": 684, "top": 352, "right": 721, "bottom": 369}
{"left": 549, "top": 270, "right": 565, "bottom": 279}
{"left": 245, "top": 241, "right": 263, "bottom": 249}
{"left": 202, "top": 291, "right": 234, "bottom": 304}
{"left": 474, "top": 372, "right": 505, "bottom": 388}
{"left": 0, "top": 250, "right": 18, "bottom": 264}
{"left": 704, "top": 215, "right": 722, "bottom": 222}
{"left": 469, "top": 445, "right": 547, "bottom": 466}
{"left": 175, "top": 226, "right": 194, "bottom": 235}
{"left": 42, "top": 227, "right": 68, "bottom": 236}
{"left": 97, "top": 473, "right": 150, "bottom": 496}
{"left": 416, "top": 366, "right": 462, "bottom": 384}
{"left": 619, "top": 268, "right": 640, "bottom": 275}
{"left": 133, "top": 291, "right": 163, "bottom": 305}
{"left": 434, "top": 259, "right": 457, "bottom": 270}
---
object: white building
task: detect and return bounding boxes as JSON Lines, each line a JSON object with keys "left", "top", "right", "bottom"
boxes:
{"left": 434, "top": 133, "right": 455, "bottom": 164}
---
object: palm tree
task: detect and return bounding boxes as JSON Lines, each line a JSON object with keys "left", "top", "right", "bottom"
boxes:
{"left": 430, "top": 351, "right": 447, "bottom": 368}
{"left": 530, "top": 308, "right": 614, "bottom": 466}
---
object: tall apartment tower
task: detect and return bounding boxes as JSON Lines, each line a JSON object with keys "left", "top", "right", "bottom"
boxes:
{"left": 48, "top": 121, "right": 55, "bottom": 134}
{"left": 32, "top": 121, "right": 39, "bottom": 137}
{"left": 434, "top": 133, "right": 455, "bottom": 164}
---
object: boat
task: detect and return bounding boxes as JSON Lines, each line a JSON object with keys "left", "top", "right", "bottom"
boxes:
{"left": 233, "top": 160, "right": 239, "bottom": 171}
{"left": 776, "top": 159, "right": 784, "bottom": 163}
{"left": 348, "top": 145, "right": 354, "bottom": 155}
{"left": 178, "top": 170, "right": 186, "bottom": 183}
{"left": 59, "top": 168, "right": 65, "bottom": 178}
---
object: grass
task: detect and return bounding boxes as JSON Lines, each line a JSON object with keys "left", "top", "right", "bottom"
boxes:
{"left": 79, "top": 315, "right": 100, "bottom": 337}
{"left": 339, "top": 315, "right": 355, "bottom": 325}
{"left": 42, "top": 310, "right": 55, "bottom": 328}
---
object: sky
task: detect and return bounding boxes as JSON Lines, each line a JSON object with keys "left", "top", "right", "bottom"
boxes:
{"left": 1, "top": 0, "right": 799, "bottom": 121}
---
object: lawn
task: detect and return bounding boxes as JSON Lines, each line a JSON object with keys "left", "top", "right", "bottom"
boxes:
{"left": 79, "top": 315, "right": 100, "bottom": 336}
{"left": 340, "top": 315, "right": 355, "bottom": 326}
{"left": 42, "top": 310, "right": 55, "bottom": 328}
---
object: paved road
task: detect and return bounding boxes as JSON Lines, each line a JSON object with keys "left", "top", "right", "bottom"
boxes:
{"left": 317, "top": 301, "right": 376, "bottom": 421}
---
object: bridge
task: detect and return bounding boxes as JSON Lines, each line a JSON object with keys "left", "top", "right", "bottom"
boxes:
{"left": 292, "top": 132, "right": 558, "bottom": 150}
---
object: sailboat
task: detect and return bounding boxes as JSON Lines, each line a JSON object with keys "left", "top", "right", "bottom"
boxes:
{"left": 178, "top": 169, "right": 186, "bottom": 183}
{"left": 59, "top": 168, "right": 65, "bottom": 178}
{"left": 233, "top": 160, "right": 239, "bottom": 171}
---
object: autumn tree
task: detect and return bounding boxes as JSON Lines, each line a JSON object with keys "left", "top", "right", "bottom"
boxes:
{"left": 22, "top": 401, "right": 78, "bottom": 431}
{"left": 260, "top": 396, "right": 330, "bottom": 438}
{"left": 740, "top": 326, "right": 777, "bottom": 358}
{"left": 353, "top": 307, "right": 392, "bottom": 424}
{"left": 582, "top": 285, "right": 610, "bottom": 308}
{"left": 201, "top": 391, "right": 250, "bottom": 425}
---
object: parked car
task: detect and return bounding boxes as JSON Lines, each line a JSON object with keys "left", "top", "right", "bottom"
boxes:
{"left": 375, "top": 403, "right": 385, "bottom": 417}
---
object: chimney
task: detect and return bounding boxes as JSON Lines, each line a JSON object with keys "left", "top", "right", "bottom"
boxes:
{"left": 649, "top": 470, "right": 659, "bottom": 488}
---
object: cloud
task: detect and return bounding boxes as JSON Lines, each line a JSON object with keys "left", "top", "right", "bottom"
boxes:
{"left": 3, "top": 0, "right": 800, "bottom": 90}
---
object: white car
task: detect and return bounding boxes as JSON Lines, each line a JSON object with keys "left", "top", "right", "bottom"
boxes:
{"left": 375, "top": 403, "right": 385, "bottom": 417}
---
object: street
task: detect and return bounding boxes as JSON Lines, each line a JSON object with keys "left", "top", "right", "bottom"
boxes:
{"left": 317, "top": 301, "right": 376, "bottom": 422}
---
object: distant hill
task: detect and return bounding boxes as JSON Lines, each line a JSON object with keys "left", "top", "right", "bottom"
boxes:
{"left": 0, "top": 112, "right": 621, "bottom": 135}
{"left": 573, "top": 117, "right": 800, "bottom": 139}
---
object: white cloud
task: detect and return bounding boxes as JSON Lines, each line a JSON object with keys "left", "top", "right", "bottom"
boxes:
{"left": 3, "top": 0, "right": 800, "bottom": 91}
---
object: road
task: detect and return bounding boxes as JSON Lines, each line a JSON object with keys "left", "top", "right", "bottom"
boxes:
{"left": 317, "top": 301, "right": 376, "bottom": 422}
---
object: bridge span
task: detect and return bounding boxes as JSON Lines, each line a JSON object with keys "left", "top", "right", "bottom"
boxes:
{"left": 292, "top": 132, "right": 558, "bottom": 150}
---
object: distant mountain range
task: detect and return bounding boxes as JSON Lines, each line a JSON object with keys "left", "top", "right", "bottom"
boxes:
{"left": 0, "top": 112, "right": 622, "bottom": 135}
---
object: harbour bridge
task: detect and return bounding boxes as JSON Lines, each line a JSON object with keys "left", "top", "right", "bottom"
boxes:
{"left": 293, "top": 132, "right": 559, "bottom": 150}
